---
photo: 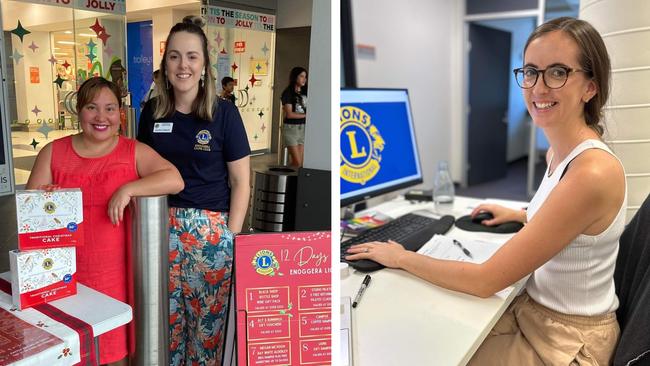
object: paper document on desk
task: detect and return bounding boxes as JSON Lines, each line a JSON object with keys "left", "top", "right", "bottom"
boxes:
{"left": 418, "top": 235, "right": 515, "bottom": 299}
{"left": 418, "top": 235, "right": 503, "bottom": 264}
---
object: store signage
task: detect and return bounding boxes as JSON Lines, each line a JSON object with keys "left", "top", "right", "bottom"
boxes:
{"left": 205, "top": 6, "right": 275, "bottom": 32}
{"left": 234, "top": 41, "right": 246, "bottom": 53}
{"left": 235, "top": 232, "right": 332, "bottom": 365}
{"left": 29, "top": 67, "right": 40, "bottom": 83}
{"left": 12, "top": 0, "right": 125, "bottom": 15}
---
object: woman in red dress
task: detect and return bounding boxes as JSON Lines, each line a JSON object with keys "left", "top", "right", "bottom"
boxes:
{"left": 27, "top": 77, "right": 184, "bottom": 365}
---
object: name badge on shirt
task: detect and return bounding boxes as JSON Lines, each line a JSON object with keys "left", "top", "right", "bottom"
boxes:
{"left": 153, "top": 122, "right": 173, "bottom": 133}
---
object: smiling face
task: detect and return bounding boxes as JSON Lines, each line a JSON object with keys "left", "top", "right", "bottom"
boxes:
{"left": 79, "top": 87, "right": 120, "bottom": 141}
{"left": 164, "top": 31, "right": 206, "bottom": 98}
{"left": 523, "top": 30, "right": 597, "bottom": 129}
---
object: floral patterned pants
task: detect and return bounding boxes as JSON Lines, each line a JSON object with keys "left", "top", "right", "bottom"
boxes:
{"left": 168, "top": 208, "right": 233, "bottom": 366}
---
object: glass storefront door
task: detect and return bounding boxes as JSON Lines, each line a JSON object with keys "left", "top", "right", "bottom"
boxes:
{"left": 1, "top": 0, "right": 126, "bottom": 185}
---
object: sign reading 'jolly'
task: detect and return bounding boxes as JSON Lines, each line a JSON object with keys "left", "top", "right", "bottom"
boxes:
{"left": 12, "top": 0, "right": 125, "bottom": 15}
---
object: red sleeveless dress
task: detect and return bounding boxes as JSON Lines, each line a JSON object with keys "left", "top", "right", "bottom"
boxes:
{"left": 51, "top": 135, "right": 139, "bottom": 364}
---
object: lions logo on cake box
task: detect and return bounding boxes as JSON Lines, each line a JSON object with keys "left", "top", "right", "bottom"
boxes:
{"left": 15, "top": 189, "right": 84, "bottom": 250}
{"left": 9, "top": 247, "right": 77, "bottom": 310}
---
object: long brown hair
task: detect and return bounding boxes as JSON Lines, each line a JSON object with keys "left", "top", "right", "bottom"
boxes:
{"left": 154, "top": 15, "right": 216, "bottom": 121}
{"left": 524, "top": 17, "right": 610, "bottom": 136}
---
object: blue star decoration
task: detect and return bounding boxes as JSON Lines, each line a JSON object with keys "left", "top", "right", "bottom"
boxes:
{"left": 256, "top": 63, "right": 262, "bottom": 72}
{"left": 11, "top": 20, "right": 31, "bottom": 43}
{"left": 258, "top": 110, "right": 264, "bottom": 118}
{"left": 86, "top": 51, "right": 96, "bottom": 62}
{"left": 261, "top": 43, "right": 269, "bottom": 56}
{"left": 86, "top": 39, "right": 96, "bottom": 50}
{"left": 37, "top": 123, "right": 54, "bottom": 139}
{"left": 11, "top": 49, "right": 23, "bottom": 63}
{"left": 53, "top": 75, "right": 66, "bottom": 88}
{"left": 30, "top": 138, "right": 39, "bottom": 150}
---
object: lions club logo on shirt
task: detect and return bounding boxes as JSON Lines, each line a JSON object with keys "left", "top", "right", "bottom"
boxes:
{"left": 194, "top": 129, "right": 212, "bottom": 151}
{"left": 340, "top": 106, "right": 385, "bottom": 185}
{"left": 252, "top": 249, "right": 281, "bottom": 276}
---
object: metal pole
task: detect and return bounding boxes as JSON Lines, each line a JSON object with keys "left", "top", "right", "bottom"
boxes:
{"left": 131, "top": 196, "right": 169, "bottom": 366}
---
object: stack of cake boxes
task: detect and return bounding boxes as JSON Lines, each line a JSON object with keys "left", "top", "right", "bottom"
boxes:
{"left": 9, "top": 189, "right": 84, "bottom": 309}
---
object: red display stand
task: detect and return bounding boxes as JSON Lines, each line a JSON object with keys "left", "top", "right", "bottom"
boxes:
{"left": 235, "top": 232, "right": 331, "bottom": 366}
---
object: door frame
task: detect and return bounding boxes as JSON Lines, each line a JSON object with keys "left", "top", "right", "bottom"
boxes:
{"left": 458, "top": 3, "right": 546, "bottom": 189}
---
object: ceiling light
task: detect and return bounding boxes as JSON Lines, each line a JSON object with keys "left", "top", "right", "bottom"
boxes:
{"left": 57, "top": 41, "right": 76, "bottom": 45}
{"left": 78, "top": 33, "right": 96, "bottom": 37}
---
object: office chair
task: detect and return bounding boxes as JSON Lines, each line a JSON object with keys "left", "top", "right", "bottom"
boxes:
{"left": 613, "top": 193, "right": 650, "bottom": 366}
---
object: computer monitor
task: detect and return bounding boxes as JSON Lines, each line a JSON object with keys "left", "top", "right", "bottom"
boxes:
{"left": 340, "top": 88, "right": 423, "bottom": 206}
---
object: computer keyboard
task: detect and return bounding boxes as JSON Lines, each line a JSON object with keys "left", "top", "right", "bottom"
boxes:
{"left": 341, "top": 213, "right": 455, "bottom": 272}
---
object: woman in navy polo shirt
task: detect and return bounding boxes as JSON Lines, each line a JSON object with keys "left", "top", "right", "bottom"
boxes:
{"left": 137, "top": 16, "right": 250, "bottom": 366}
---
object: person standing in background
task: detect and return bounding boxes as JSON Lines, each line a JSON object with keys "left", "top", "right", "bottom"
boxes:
{"left": 280, "top": 66, "right": 308, "bottom": 167}
{"left": 137, "top": 15, "right": 251, "bottom": 366}
{"left": 220, "top": 76, "right": 236, "bottom": 104}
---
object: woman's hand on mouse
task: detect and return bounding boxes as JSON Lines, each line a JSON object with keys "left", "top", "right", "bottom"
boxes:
{"left": 471, "top": 204, "right": 527, "bottom": 226}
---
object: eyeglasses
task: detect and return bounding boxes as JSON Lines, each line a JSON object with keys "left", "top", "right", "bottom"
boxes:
{"left": 513, "top": 66, "right": 586, "bottom": 89}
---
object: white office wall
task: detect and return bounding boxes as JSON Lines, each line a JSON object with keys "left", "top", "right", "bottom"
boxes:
{"left": 581, "top": 0, "right": 650, "bottom": 221}
{"left": 351, "top": 0, "right": 463, "bottom": 186}
{"left": 302, "top": 0, "right": 330, "bottom": 170}
{"left": 276, "top": 0, "right": 312, "bottom": 29}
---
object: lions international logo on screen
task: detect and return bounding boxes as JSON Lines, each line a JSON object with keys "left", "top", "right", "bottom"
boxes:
{"left": 340, "top": 106, "right": 385, "bottom": 184}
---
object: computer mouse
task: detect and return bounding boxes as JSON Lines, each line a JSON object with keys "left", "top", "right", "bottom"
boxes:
{"left": 472, "top": 211, "right": 494, "bottom": 224}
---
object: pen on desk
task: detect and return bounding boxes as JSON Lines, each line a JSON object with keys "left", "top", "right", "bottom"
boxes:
{"left": 452, "top": 239, "right": 473, "bottom": 259}
{"left": 352, "top": 274, "right": 372, "bottom": 308}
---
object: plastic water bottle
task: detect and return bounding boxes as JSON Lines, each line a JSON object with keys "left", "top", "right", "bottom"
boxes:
{"left": 433, "top": 160, "right": 455, "bottom": 206}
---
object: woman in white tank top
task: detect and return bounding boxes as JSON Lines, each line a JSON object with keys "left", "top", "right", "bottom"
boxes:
{"left": 346, "top": 17, "right": 625, "bottom": 365}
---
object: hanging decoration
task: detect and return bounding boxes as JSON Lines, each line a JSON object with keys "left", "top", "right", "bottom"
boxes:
{"left": 257, "top": 110, "right": 264, "bottom": 118}
{"left": 48, "top": 55, "right": 57, "bottom": 65}
{"left": 12, "top": 49, "right": 24, "bottom": 64}
{"left": 11, "top": 21, "right": 31, "bottom": 42}
{"left": 248, "top": 74, "right": 259, "bottom": 88}
{"left": 103, "top": 45, "right": 114, "bottom": 55}
{"left": 261, "top": 43, "right": 269, "bottom": 56}
{"left": 31, "top": 105, "right": 42, "bottom": 116}
{"left": 37, "top": 124, "right": 55, "bottom": 139}
{"left": 231, "top": 62, "right": 238, "bottom": 72}
{"left": 30, "top": 139, "right": 39, "bottom": 150}
{"left": 62, "top": 60, "right": 71, "bottom": 70}
{"left": 90, "top": 19, "right": 104, "bottom": 35}
{"left": 215, "top": 32, "right": 224, "bottom": 48}
{"left": 53, "top": 75, "right": 66, "bottom": 88}
{"left": 97, "top": 31, "right": 111, "bottom": 46}
{"left": 28, "top": 41, "right": 39, "bottom": 53}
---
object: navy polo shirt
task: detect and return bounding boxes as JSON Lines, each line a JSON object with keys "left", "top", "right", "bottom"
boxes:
{"left": 138, "top": 98, "right": 250, "bottom": 212}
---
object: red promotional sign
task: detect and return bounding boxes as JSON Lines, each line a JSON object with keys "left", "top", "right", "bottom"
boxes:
{"left": 236, "top": 232, "right": 331, "bottom": 365}
{"left": 234, "top": 41, "right": 246, "bottom": 53}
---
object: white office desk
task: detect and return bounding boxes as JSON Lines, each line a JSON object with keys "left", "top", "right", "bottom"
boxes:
{"left": 341, "top": 196, "right": 528, "bottom": 366}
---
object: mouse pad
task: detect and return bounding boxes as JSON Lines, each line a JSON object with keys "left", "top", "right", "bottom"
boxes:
{"left": 455, "top": 215, "right": 524, "bottom": 234}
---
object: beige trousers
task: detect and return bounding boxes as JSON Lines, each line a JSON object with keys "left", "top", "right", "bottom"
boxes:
{"left": 468, "top": 292, "right": 620, "bottom": 366}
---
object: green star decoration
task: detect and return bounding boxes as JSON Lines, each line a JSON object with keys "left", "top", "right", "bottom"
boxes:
{"left": 86, "top": 39, "right": 96, "bottom": 50}
{"left": 53, "top": 75, "right": 66, "bottom": 88}
{"left": 30, "top": 138, "right": 39, "bottom": 149}
{"left": 11, "top": 20, "right": 31, "bottom": 43}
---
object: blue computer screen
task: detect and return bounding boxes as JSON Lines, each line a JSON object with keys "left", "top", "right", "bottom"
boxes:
{"left": 340, "top": 89, "right": 422, "bottom": 205}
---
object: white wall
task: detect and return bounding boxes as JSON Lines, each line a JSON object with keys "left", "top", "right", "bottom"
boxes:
{"left": 302, "top": 0, "right": 330, "bottom": 170}
{"left": 352, "top": 0, "right": 462, "bottom": 187}
{"left": 582, "top": 0, "right": 650, "bottom": 221}
{"left": 276, "top": 0, "right": 312, "bottom": 29}
{"left": 151, "top": 8, "right": 197, "bottom": 70}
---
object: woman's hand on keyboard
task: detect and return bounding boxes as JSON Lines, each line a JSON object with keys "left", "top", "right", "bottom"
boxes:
{"left": 345, "top": 240, "right": 406, "bottom": 268}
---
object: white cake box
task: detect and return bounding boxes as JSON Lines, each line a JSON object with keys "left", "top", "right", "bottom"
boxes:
{"left": 9, "top": 247, "right": 77, "bottom": 310}
{"left": 15, "top": 189, "right": 84, "bottom": 250}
